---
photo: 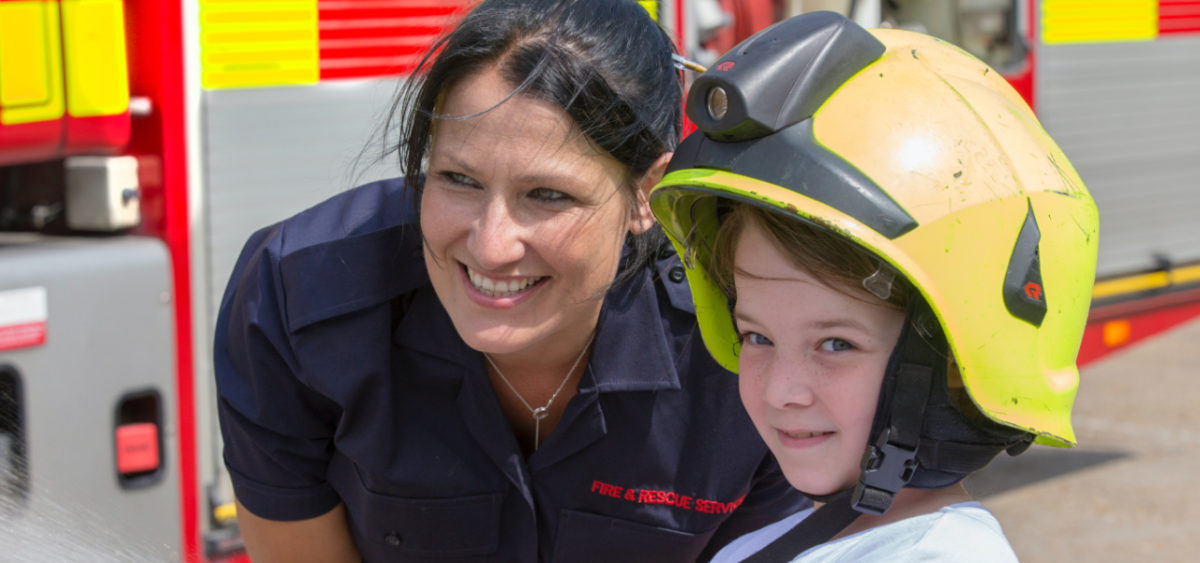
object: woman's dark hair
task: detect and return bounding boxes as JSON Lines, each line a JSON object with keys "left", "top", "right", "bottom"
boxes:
{"left": 392, "top": 0, "right": 683, "bottom": 284}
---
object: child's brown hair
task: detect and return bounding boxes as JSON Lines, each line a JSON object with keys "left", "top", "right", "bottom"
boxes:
{"left": 708, "top": 202, "right": 911, "bottom": 311}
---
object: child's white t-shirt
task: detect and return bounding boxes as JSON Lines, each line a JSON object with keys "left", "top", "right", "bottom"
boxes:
{"left": 710, "top": 501, "right": 1018, "bottom": 562}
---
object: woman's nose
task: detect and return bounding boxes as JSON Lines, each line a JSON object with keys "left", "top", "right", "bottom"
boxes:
{"left": 469, "top": 199, "right": 525, "bottom": 268}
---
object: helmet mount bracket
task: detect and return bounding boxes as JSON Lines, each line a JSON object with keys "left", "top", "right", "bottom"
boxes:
{"left": 686, "top": 11, "right": 885, "bottom": 142}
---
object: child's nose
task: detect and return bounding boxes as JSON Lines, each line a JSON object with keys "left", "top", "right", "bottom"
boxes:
{"left": 763, "top": 363, "right": 817, "bottom": 409}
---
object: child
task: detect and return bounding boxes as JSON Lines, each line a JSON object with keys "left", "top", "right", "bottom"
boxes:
{"left": 650, "top": 11, "right": 1099, "bottom": 562}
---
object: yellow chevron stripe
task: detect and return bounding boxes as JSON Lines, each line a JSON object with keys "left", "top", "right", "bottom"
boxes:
{"left": 199, "top": 0, "right": 318, "bottom": 89}
{"left": 1093, "top": 263, "right": 1200, "bottom": 299}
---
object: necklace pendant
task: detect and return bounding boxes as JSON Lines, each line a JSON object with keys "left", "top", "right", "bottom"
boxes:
{"left": 532, "top": 406, "right": 550, "bottom": 421}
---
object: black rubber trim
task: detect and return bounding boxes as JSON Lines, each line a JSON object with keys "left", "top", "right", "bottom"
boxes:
{"left": 0, "top": 365, "right": 28, "bottom": 509}
{"left": 668, "top": 119, "right": 917, "bottom": 239}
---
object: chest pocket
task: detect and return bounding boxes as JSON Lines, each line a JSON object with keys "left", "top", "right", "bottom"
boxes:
{"left": 552, "top": 509, "right": 712, "bottom": 563}
{"left": 355, "top": 490, "right": 504, "bottom": 560}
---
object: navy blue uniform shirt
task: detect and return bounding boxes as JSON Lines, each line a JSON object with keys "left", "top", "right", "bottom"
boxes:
{"left": 214, "top": 178, "right": 809, "bottom": 562}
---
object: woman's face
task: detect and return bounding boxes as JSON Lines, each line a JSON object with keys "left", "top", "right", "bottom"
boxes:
{"left": 732, "top": 220, "right": 905, "bottom": 496}
{"left": 420, "top": 64, "right": 654, "bottom": 362}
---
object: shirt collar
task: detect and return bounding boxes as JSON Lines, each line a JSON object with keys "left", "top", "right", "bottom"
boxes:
{"left": 281, "top": 224, "right": 425, "bottom": 333}
{"left": 581, "top": 269, "right": 681, "bottom": 392}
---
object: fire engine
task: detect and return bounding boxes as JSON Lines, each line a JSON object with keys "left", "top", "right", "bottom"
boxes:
{"left": 1, "top": 0, "right": 1196, "bottom": 561}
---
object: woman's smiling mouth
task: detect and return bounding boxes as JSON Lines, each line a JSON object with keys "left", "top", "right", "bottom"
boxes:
{"left": 466, "top": 265, "right": 547, "bottom": 298}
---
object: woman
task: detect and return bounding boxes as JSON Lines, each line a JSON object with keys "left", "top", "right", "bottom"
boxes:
{"left": 213, "top": 1, "right": 808, "bottom": 561}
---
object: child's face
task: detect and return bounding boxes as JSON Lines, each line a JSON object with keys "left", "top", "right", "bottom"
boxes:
{"left": 732, "top": 220, "right": 906, "bottom": 496}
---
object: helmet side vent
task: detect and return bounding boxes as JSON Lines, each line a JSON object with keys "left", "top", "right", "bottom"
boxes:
{"left": 1003, "top": 202, "right": 1048, "bottom": 326}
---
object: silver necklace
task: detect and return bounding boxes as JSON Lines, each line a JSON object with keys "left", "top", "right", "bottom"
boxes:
{"left": 484, "top": 333, "right": 594, "bottom": 450}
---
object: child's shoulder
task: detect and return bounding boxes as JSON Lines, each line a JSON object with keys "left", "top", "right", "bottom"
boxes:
{"left": 799, "top": 502, "right": 1017, "bottom": 562}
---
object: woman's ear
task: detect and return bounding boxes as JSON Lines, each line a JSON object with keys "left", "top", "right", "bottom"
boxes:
{"left": 629, "top": 152, "right": 673, "bottom": 234}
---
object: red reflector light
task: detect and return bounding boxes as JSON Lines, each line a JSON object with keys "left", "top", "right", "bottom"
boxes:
{"left": 115, "top": 422, "right": 159, "bottom": 474}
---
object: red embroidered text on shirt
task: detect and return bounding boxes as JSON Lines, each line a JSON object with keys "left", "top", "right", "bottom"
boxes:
{"left": 589, "top": 480, "right": 745, "bottom": 514}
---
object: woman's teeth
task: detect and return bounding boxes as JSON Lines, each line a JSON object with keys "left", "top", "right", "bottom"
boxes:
{"left": 468, "top": 268, "right": 543, "bottom": 298}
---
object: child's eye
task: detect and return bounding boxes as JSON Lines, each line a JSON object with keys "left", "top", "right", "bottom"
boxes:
{"left": 740, "top": 332, "right": 773, "bottom": 347}
{"left": 528, "top": 187, "right": 572, "bottom": 202}
{"left": 819, "top": 338, "right": 854, "bottom": 352}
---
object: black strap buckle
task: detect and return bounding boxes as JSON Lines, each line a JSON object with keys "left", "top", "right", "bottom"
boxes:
{"left": 852, "top": 427, "right": 919, "bottom": 515}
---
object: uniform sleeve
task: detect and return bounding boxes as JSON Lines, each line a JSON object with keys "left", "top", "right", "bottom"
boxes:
{"left": 700, "top": 453, "right": 813, "bottom": 561}
{"left": 213, "top": 224, "right": 344, "bottom": 521}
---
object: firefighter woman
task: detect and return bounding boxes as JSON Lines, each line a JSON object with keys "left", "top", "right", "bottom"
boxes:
{"left": 650, "top": 12, "right": 1099, "bottom": 561}
{"left": 212, "top": 1, "right": 807, "bottom": 561}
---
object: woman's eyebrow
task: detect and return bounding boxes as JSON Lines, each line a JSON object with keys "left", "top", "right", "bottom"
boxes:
{"left": 433, "top": 151, "right": 476, "bottom": 172}
{"left": 435, "top": 148, "right": 587, "bottom": 187}
{"left": 514, "top": 171, "right": 587, "bottom": 189}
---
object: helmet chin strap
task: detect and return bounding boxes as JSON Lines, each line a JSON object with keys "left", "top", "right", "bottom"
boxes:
{"left": 852, "top": 299, "right": 940, "bottom": 514}
{"left": 851, "top": 294, "right": 1034, "bottom": 512}
{"left": 740, "top": 488, "right": 862, "bottom": 563}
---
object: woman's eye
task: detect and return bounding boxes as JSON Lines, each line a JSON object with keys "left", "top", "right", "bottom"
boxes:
{"left": 820, "top": 338, "right": 854, "bottom": 352}
{"left": 740, "top": 332, "right": 773, "bottom": 347}
{"left": 528, "top": 187, "right": 571, "bottom": 202}
{"left": 441, "top": 171, "right": 478, "bottom": 187}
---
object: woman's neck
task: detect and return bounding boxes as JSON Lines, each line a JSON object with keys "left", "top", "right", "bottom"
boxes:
{"left": 483, "top": 311, "right": 601, "bottom": 380}
{"left": 481, "top": 321, "right": 598, "bottom": 456}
